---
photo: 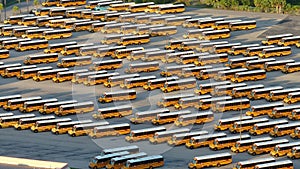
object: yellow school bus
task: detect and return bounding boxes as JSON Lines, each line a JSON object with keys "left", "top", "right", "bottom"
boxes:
{"left": 164, "top": 16, "right": 191, "bottom": 26}
{"left": 282, "top": 62, "right": 300, "bottom": 73}
{"left": 14, "top": 115, "right": 55, "bottom": 130}
{"left": 181, "top": 65, "right": 212, "bottom": 78}
{"left": 233, "top": 157, "right": 275, "bottom": 169}
{"left": 182, "top": 17, "right": 212, "bottom": 28}
{"left": 51, "top": 120, "right": 92, "bottom": 135}
{"left": 125, "top": 126, "right": 166, "bottom": 143}
{"left": 149, "top": 26, "right": 177, "bottom": 36}
{"left": 68, "top": 121, "right": 109, "bottom": 137}
{"left": 291, "top": 127, "right": 300, "bottom": 139}
{"left": 211, "top": 42, "right": 241, "bottom": 54}
{"left": 174, "top": 95, "right": 211, "bottom": 110}
{"left": 186, "top": 132, "right": 226, "bottom": 149}
{"left": 106, "top": 152, "right": 147, "bottom": 169}
{"left": 188, "top": 153, "right": 232, "bottom": 169}
{"left": 98, "top": 90, "right": 136, "bottom": 103}
{"left": 178, "top": 40, "right": 210, "bottom": 51}
{"left": 144, "top": 50, "right": 176, "bottom": 62}
{"left": 2, "top": 38, "right": 31, "bottom": 50}
{"left": 0, "top": 94, "right": 22, "bottom": 107}
{"left": 18, "top": 66, "right": 52, "bottom": 80}
{"left": 52, "top": 69, "right": 88, "bottom": 83}
{"left": 119, "top": 13, "right": 146, "bottom": 23}
{"left": 22, "top": 28, "right": 53, "bottom": 39}
{"left": 198, "top": 67, "right": 230, "bottom": 80}
{"left": 93, "top": 105, "right": 132, "bottom": 119}
{"left": 55, "top": 101, "right": 94, "bottom": 116}
{"left": 125, "top": 62, "right": 159, "bottom": 74}
{"left": 127, "top": 2, "right": 154, "bottom": 12}
{"left": 259, "top": 46, "right": 292, "bottom": 58}
{"left": 84, "top": 72, "right": 119, "bottom": 86}
{"left": 108, "top": 3, "right": 135, "bottom": 11}
{"left": 284, "top": 91, "right": 300, "bottom": 104}
{"left": 114, "top": 47, "right": 144, "bottom": 59}
{"left": 37, "top": 16, "right": 64, "bottom": 27}
{"left": 4, "top": 14, "right": 34, "bottom": 24}
{"left": 19, "top": 98, "right": 58, "bottom": 113}
{"left": 245, "top": 58, "right": 276, "bottom": 70}
{"left": 174, "top": 111, "right": 214, "bottom": 127}
{"left": 249, "top": 119, "right": 288, "bottom": 136}
{"left": 214, "top": 68, "right": 248, "bottom": 81}
{"left": 40, "top": 100, "right": 77, "bottom": 115}
{"left": 94, "top": 46, "right": 126, "bottom": 57}
{"left": 128, "top": 48, "right": 160, "bottom": 61}
{"left": 60, "top": 43, "right": 94, "bottom": 56}
{"left": 18, "top": 16, "right": 44, "bottom": 26}
{"left": 156, "top": 4, "right": 185, "bottom": 14}
{"left": 44, "top": 41, "right": 77, "bottom": 54}
{"left": 149, "top": 128, "right": 190, "bottom": 144}
{"left": 271, "top": 142, "right": 300, "bottom": 157}
{"left": 214, "top": 98, "right": 250, "bottom": 113}
{"left": 118, "top": 35, "right": 150, "bottom": 46}
{"left": 101, "top": 34, "right": 130, "bottom": 45}
{"left": 0, "top": 63, "right": 22, "bottom": 75}
{"left": 46, "top": 18, "right": 76, "bottom": 28}
{"left": 157, "top": 93, "right": 194, "bottom": 108}
{"left": 167, "top": 130, "right": 208, "bottom": 146}
{"left": 183, "top": 28, "right": 213, "bottom": 39}
{"left": 229, "top": 118, "right": 269, "bottom": 134}
{"left": 42, "top": 29, "right": 73, "bottom": 40}
{"left": 89, "top": 59, "right": 122, "bottom": 71}
{"left": 31, "top": 118, "right": 72, "bottom": 133}
{"left": 85, "top": 0, "right": 112, "bottom": 9}
{"left": 134, "top": 13, "right": 160, "bottom": 24}
{"left": 160, "top": 78, "right": 196, "bottom": 93}
{"left": 289, "top": 108, "right": 300, "bottom": 120}
{"left": 130, "top": 108, "right": 169, "bottom": 124}
{"left": 177, "top": 53, "right": 208, "bottom": 65}
{"left": 248, "top": 86, "right": 283, "bottom": 100}
{"left": 57, "top": 56, "right": 92, "bottom": 68}
{"left": 104, "top": 74, "right": 139, "bottom": 88}
{"left": 248, "top": 139, "right": 289, "bottom": 155}
{"left": 278, "top": 35, "right": 300, "bottom": 46}
{"left": 194, "top": 53, "right": 228, "bottom": 66}
{"left": 270, "top": 122, "right": 300, "bottom": 137}
{"left": 89, "top": 151, "right": 131, "bottom": 169}
{"left": 211, "top": 83, "right": 247, "bottom": 96}
{"left": 101, "top": 22, "right": 130, "bottom": 33}
{"left": 134, "top": 24, "right": 164, "bottom": 35}
{"left": 89, "top": 123, "right": 131, "bottom": 139}
{"left": 16, "top": 40, "right": 48, "bottom": 51}
{"left": 152, "top": 110, "right": 191, "bottom": 125}
{"left": 79, "top": 45, "right": 109, "bottom": 56}
{"left": 123, "top": 155, "right": 164, "bottom": 169}
{"left": 160, "top": 64, "right": 194, "bottom": 77}
{"left": 14, "top": 27, "right": 40, "bottom": 37}
{"left": 267, "top": 88, "right": 300, "bottom": 102}
{"left": 229, "top": 20, "right": 257, "bottom": 30}
{"left": 209, "top": 134, "right": 250, "bottom": 150}
{"left": 246, "top": 102, "right": 284, "bottom": 117}
{"left": 212, "top": 19, "right": 241, "bottom": 29}
{"left": 199, "top": 29, "right": 230, "bottom": 40}
{"left": 0, "top": 114, "right": 35, "bottom": 128}
{"left": 264, "top": 59, "right": 295, "bottom": 72}
{"left": 231, "top": 70, "right": 266, "bottom": 83}
{"left": 33, "top": 68, "right": 69, "bottom": 82}
{"left": 3, "top": 96, "right": 42, "bottom": 111}
{"left": 228, "top": 44, "right": 260, "bottom": 56}
{"left": 0, "top": 51, "right": 8, "bottom": 60}
{"left": 196, "top": 41, "right": 228, "bottom": 52}
{"left": 214, "top": 115, "right": 252, "bottom": 131}
{"left": 231, "top": 137, "right": 273, "bottom": 153}
{"left": 262, "top": 33, "right": 293, "bottom": 45}
{"left": 254, "top": 160, "right": 294, "bottom": 169}
{"left": 1, "top": 65, "right": 36, "bottom": 78}
{"left": 288, "top": 146, "right": 300, "bottom": 159}
{"left": 42, "top": 0, "right": 60, "bottom": 6}
{"left": 58, "top": 0, "right": 86, "bottom": 7}
{"left": 65, "top": 9, "right": 90, "bottom": 18}
{"left": 73, "top": 21, "right": 99, "bottom": 31}
{"left": 72, "top": 70, "right": 107, "bottom": 84}
{"left": 194, "top": 81, "right": 231, "bottom": 96}
{"left": 1, "top": 26, "right": 27, "bottom": 36}
{"left": 243, "top": 45, "right": 274, "bottom": 57}
{"left": 197, "top": 96, "right": 232, "bottom": 111}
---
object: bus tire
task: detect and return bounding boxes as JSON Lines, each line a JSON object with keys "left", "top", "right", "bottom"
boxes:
{"left": 46, "top": 60, "right": 49, "bottom": 63}
{"left": 213, "top": 147, "right": 217, "bottom": 151}
{"left": 92, "top": 136, "right": 96, "bottom": 139}
{"left": 217, "top": 163, "right": 221, "bottom": 167}
{"left": 93, "top": 167, "right": 98, "bottom": 169}
{"left": 291, "top": 156, "right": 295, "bottom": 159}
{"left": 129, "top": 140, "right": 133, "bottom": 143}
{"left": 275, "top": 154, "right": 279, "bottom": 157}
{"left": 36, "top": 78, "right": 40, "bottom": 82}
{"left": 192, "top": 167, "right": 196, "bottom": 169}
{"left": 57, "top": 114, "right": 62, "bottom": 117}
{"left": 252, "top": 152, "right": 256, "bottom": 155}
{"left": 149, "top": 166, "right": 153, "bottom": 169}
{"left": 60, "top": 36, "right": 63, "bottom": 39}
{"left": 252, "top": 132, "right": 257, "bottom": 136}
{"left": 34, "top": 130, "right": 38, "bottom": 133}
{"left": 71, "top": 133, "right": 76, "bottom": 137}
{"left": 55, "top": 131, "right": 59, "bottom": 135}
{"left": 17, "top": 127, "right": 21, "bottom": 130}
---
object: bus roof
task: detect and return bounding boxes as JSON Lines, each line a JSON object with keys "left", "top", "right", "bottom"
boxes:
{"left": 165, "top": 78, "right": 196, "bottom": 85}
{"left": 157, "top": 110, "right": 191, "bottom": 118}
{"left": 61, "top": 56, "right": 92, "bottom": 61}
{"left": 155, "top": 128, "right": 190, "bottom": 136}
{"left": 271, "top": 88, "right": 300, "bottom": 94}
{"left": 254, "top": 139, "right": 289, "bottom": 147}
{"left": 179, "top": 111, "right": 213, "bottom": 119}
{"left": 218, "top": 115, "right": 252, "bottom": 123}
{"left": 0, "top": 94, "right": 22, "bottom": 101}
{"left": 194, "top": 153, "right": 231, "bottom": 161}
{"left": 233, "top": 84, "right": 264, "bottom": 91}
{"left": 94, "top": 59, "right": 122, "bottom": 64}
{"left": 275, "top": 122, "right": 300, "bottom": 129}
{"left": 9, "top": 96, "right": 42, "bottom": 103}
{"left": 24, "top": 98, "right": 57, "bottom": 105}
{"left": 104, "top": 90, "right": 136, "bottom": 95}
{"left": 265, "top": 33, "right": 293, "bottom": 39}
{"left": 231, "top": 44, "right": 260, "bottom": 49}
{"left": 146, "top": 50, "right": 175, "bottom": 55}
{"left": 0, "top": 114, "right": 35, "bottom": 121}
{"left": 148, "top": 76, "right": 179, "bottom": 83}
{"left": 215, "top": 19, "right": 242, "bottom": 24}
{"left": 275, "top": 141, "right": 300, "bottom": 148}
{"left": 126, "top": 155, "right": 163, "bottom": 164}
{"left": 217, "top": 98, "right": 249, "bottom": 105}
{"left": 102, "top": 145, "right": 139, "bottom": 154}
{"left": 215, "top": 83, "right": 247, "bottom": 90}
{"left": 165, "top": 64, "right": 194, "bottom": 70}
{"left": 20, "top": 115, "right": 55, "bottom": 122}
{"left": 57, "top": 120, "right": 92, "bottom": 127}
{"left": 254, "top": 119, "right": 288, "bottom": 128}
{"left": 57, "top": 69, "right": 88, "bottom": 75}
{"left": 131, "top": 126, "right": 166, "bottom": 134}
{"left": 237, "top": 137, "right": 272, "bottom": 144}
{"left": 125, "top": 76, "right": 156, "bottom": 82}
{"left": 95, "top": 151, "right": 130, "bottom": 160}
{"left": 0, "top": 113, "right": 14, "bottom": 117}
{"left": 60, "top": 101, "right": 94, "bottom": 109}
{"left": 200, "top": 81, "right": 231, "bottom": 87}
{"left": 173, "top": 130, "right": 208, "bottom": 138}
{"left": 229, "top": 56, "right": 258, "bottom": 62}
{"left": 236, "top": 157, "right": 275, "bottom": 166}
{"left": 214, "top": 42, "right": 241, "bottom": 48}
{"left": 162, "top": 93, "right": 194, "bottom": 100}
{"left": 48, "top": 41, "right": 77, "bottom": 47}
{"left": 111, "top": 152, "right": 147, "bottom": 163}
{"left": 183, "top": 65, "right": 212, "bottom": 71}
{"left": 252, "top": 86, "right": 283, "bottom": 93}
{"left": 89, "top": 72, "right": 119, "bottom": 79}
{"left": 131, "top": 48, "right": 160, "bottom": 54}
{"left": 201, "top": 67, "right": 230, "bottom": 73}
{"left": 230, "top": 20, "right": 256, "bottom": 25}
{"left": 266, "top": 59, "right": 294, "bottom": 65}
{"left": 180, "top": 95, "right": 211, "bottom": 102}
{"left": 94, "top": 123, "right": 130, "bottom": 130}
{"left": 36, "top": 118, "right": 71, "bottom": 124}
{"left": 38, "top": 68, "right": 69, "bottom": 74}
{"left": 116, "top": 47, "right": 144, "bottom": 52}
{"left": 98, "top": 104, "right": 132, "bottom": 112}
{"left": 218, "top": 68, "right": 248, "bottom": 74}
{"left": 136, "top": 108, "right": 169, "bottom": 116}
{"left": 215, "top": 134, "right": 250, "bottom": 142}
{"left": 263, "top": 46, "right": 291, "bottom": 51}
{"left": 74, "top": 121, "right": 109, "bottom": 128}
{"left": 192, "top": 132, "right": 227, "bottom": 140}
{"left": 236, "top": 70, "right": 266, "bottom": 75}
{"left": 282, "top": 35, "right": 300, "bottom": 40}
{"left": 201, "top": 96, "right": 232, "bottom": 103}
{"left": 108, "top": 74, "right": 139, "bottom": 80}
{"left": 251, "top": 102, "right": 284, "bottom": 109}
{"left": 255, "top": 160, "right": 292, "bottom": 168}
{"left": 235, "top": 118, "right": 268, "bottom": 125}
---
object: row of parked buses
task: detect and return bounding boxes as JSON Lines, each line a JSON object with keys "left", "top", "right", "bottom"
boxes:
{"left": 88, "top": 145, "right": 164, "bottom": 169}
